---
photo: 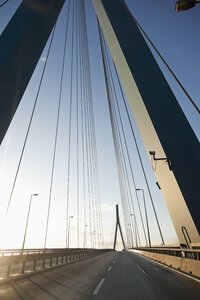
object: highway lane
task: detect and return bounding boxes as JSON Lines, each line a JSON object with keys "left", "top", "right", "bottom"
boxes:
{"left": 0, "top": 251, "right": 200, "bottom": 299}
{"left": 0, "top": 251, "right": 116, "bottom": 300}
{"left": 93, "top": 251, "right": 200, "bottom": 300}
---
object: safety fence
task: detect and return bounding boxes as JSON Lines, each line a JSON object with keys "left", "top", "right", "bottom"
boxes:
{"left": 130, "top": 247, "right": 200, "bottom": 278}
{"left": 0, "top": 248, "right": 93, "bottom": 256}
{"left": 132, "top": 247, "right": 200, "bottom": 260}
{"left": 0, "top": 248, "right": 113, "bottom": 279}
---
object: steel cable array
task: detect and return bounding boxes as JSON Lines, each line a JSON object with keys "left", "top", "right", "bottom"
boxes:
{"left": 98, "top": 23, "right": 135, "bottom": 248}
{"left": 98, "top": 20, "right": 165, "bottom": 247}
{"left": 121, "top": 0, "right": 200, "bottom": 115}
{"left": 4, "top": 0, "right": 104, "bottom": 249}
{"left": 5, "top": 25, "right": 57, "bottom": 216}
{"left": 44, "top": 0, "right": 71, "bottom": 249}
{"left": 78, "top": 0, "right": 104, "bottom": 248}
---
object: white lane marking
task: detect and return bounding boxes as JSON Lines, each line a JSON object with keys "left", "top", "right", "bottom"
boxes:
{"left": 93, "top": 278, "right": 105, "bottom": 295}
{"left": 112, "top": 260, "right": 116, "bottom": 264}
{"left": 140, "top": 254, "right": 200, "bottom": 283}
{"left": 108, "top": 266, "right": 112, "bottom": 272}
{"left": 137, "top": 264, "right": 148, "bottom": 275}
{"left": 132, "top": 252, "right": 200, "bottom": 284}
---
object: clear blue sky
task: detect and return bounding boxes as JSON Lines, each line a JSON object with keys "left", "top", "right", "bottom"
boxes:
{"left": 0, "top": 0, "right": 199, "bottom": 249}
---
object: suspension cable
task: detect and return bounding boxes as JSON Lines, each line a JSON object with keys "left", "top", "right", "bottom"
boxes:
{"left": 83, "top": 2, "right": 100, "bottom": 248}
{"left": 78, "top": 0, "right": 87, "bottom": 248}
{"left": 102, "top": 35, "right": 140, "bottom": 247}
{"left": 120, "top": 0, "right": 200, "bottom": 114}
{"left": 114, "top": 61, "right": 165, "bottom": 245}
{"left": 98, "top": 22, "right": 135, "bottom": 247}
{"left": 79, "top": 0, "right": 92, "bottom": 247}
{"left": 5, "top": 25, "right": 57, "bottom": 216}
{"left": 44, "top": 0, "right": 71, "bottom": 249}
{"left": 66, "top": 0, "right": 74, "bottom": 248}
{"left": 102, "top": 35, "right": 148, "bottom": 246}
{"left": 75, "top": 0, "right": 80, "bottom": 248}
{"left": 79, "top": 0, "right": 104, "bottom": 248}
{"left": 0, "top": 0, "right": 9, "bottom": 8}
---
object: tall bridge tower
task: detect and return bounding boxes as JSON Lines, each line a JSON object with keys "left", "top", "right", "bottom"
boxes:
{"left": 92, "top": 0, "right": 200, "bottom": 245}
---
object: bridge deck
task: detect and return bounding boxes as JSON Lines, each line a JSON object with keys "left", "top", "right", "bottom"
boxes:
{"left": 0, "top": 251, "right": 200, "bottom": 299}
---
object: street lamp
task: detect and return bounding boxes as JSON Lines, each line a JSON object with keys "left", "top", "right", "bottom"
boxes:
{"left": 136, "top": 189, "right": 151, "bottom": 247}
{"left": 83, "top": 224, "right": 88, "bottom": 248}
{"left": 93, "top": 231, "right": 96, "bottom": 249}
{"left": 127, "top": 223, "right": 134, "bottom": 248}
{"left": 130, "top": 213, "right": 138, "bottom": 247}
{"left": 67, "top": 216, "right": 73, "bottom": 248}
{"left": 175, "top": 1, "right": 200, "bottom": 11}
{"left": 22, "top": 193, "right": 38, "bottom": 253}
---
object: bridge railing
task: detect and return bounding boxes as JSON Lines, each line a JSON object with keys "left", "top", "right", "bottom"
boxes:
{"left": 0, "top": 248, "right": 113, "bottom": 279}
{"left": 130, "top": 246, "right": 200, "bottom": 278}
{"left": 132, "top": 247, "right": 200, "bottom": 261}
{"left": 0, "top": 248, "right": 91, "bottom": 256}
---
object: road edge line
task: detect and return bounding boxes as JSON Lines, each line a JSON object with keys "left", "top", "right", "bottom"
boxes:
{"left": 131, "top": 251, "right": 200, "bottom": 283}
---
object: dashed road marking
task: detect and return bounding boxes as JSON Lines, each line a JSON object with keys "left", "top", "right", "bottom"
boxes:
{"left": 138, "top": 254, "right": 200, "bottom": 283}
{"left": 93, "top": 278, "right": 105, "bottom": 295}
{"left": 108, "top": 266, "right": 112, "bottom": 272}
{"left": 137, "top": 264, "right": 148, "bottom": 275}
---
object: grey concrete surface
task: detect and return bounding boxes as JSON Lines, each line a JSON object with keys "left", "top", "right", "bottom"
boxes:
{"left": 0, "top": 251, "right": 200, "bottom": 299}
{"left": 0, "top": 252, "right": 116, "bottom": 300}
{"left": 93, "top": 251, "right": 200, "bottom": 300}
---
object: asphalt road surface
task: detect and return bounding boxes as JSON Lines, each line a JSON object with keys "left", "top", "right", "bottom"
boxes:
{"left": 0, "top": 251, "right": 200, "bottom": 299}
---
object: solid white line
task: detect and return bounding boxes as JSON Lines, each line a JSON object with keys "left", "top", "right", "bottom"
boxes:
{"left": 93, "top": 278, "right": 105, "bottom": 295}
{"left": 108, "top": 266, "right": 112, "bottom": 272}
{"left": 137, "top": 264, "right": 148, "bottom": 275}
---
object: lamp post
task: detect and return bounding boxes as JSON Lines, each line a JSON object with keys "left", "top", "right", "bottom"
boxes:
{"left": 130, "top": 213, "right": 138, "bottom": 247}
{"left": 136, "top": 189, "right": 151, "bottom": 247}
{"left": 83, "top": 224, "right": 88, "bottom": 248}
{"left": 67, "top": 216, "right": 73, "bottom": 248}
{"left": 175, "top": 0, "right": 200, "bottom": 11}
{"left": 127, "top": 223, "right": 134, "bottom": 248}
{"left": 22, "top": 193, "right": 38, "bottom": 253}
{"left": 93, "top": 231, "right": 96, "bottom": 249}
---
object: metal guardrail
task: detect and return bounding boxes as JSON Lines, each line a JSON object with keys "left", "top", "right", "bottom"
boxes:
{"left": 132, "top": 247, "right": 200, "bottom": 261}
{"left": 0, "top": 248, "right": 113, "bottom": 279}
{"left": 0, "top": 248, "right": 89, "bottom": 256}
{"left": 0, "top": 249, "right": 48, "bottom": 256}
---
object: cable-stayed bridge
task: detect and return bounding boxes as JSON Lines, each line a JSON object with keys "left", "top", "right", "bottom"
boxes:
{"left": 0, "top": 0, "right": 199, "bottom": 299}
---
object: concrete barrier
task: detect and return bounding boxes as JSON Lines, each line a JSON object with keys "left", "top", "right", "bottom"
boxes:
{"left": 129, "top": 249, "right": 200, "bottom": 279}
{"left": 0, "top": 249, "right": 114, "bottom": 279}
